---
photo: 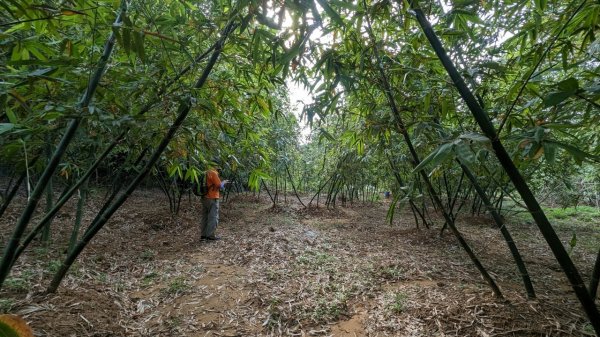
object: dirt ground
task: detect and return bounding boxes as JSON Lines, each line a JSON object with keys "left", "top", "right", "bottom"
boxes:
{"left": 0, "top": 189, "right": 597, "bottom": 336}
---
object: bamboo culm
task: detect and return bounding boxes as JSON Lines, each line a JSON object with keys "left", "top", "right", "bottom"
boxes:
{"left": 0, "top": 1, "right": 127, "bottom": 290}
{"left": 364, "top": 2, "right": 503, "bottom": 298}
{"left": 407, "top": 1, "right": 599, "bottom": 331}
{"left": 46, "top": 19, "right": 238, "bottom": 293}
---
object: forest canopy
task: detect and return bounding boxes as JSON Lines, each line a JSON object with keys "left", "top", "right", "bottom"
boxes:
{"left": 1, "top": 0, "right": 599, "bottom": 334}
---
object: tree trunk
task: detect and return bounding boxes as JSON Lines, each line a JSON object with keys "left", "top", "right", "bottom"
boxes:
{"left": 46, "top": 19, "right": 238, "bottom": 293}
{"left": 408, "top": 2, "right": 599, "bottom": 330}
{"left": 0, "top": 1, "right": 127, "bottom": 290}
{"left": 364, "top": 6, "right": 503, "bottom": 298}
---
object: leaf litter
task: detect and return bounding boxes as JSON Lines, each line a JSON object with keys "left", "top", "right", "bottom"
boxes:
{"left": 0, "top": 190, "right": 596, "bottom": 336}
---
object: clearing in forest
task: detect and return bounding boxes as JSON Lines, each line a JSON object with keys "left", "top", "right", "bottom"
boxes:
{"left": 0, "top": 190, "right": 597, "bottom": 336}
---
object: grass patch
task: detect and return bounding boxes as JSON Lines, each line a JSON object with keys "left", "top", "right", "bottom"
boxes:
{"left": 296, "top": 250, "right": 336, "bottom": 267}
{"left": 140, "top": 249, "right": 156, "bottom": 261}
{"left": 142, "top": 272, "right": 159, "bottom": 286}
{"left": 0, "top": 298, "right": 14, "bottom": 313}
{"left": 166, "top": 277, "right": 188, "bottom": 295}
{"left": 311, "top": 292, "right": 348, "bottom": 322}
{"left": 507, "top": 205, "right": 600, "bottom": 253}
{"left": 379, "top": 265, "right": 404, "bottom": 280}
{"left": 4, "top": 277, "right": 29, "bottom": 293}
{"left": 386, "top": 292, "right": 407, "bottom": 314}
{"left": 46, "top": 259, "right": 62, "bottom": 274}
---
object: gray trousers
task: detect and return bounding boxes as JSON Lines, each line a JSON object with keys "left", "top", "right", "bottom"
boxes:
{"left": 201, "top": 198, "right": 219, "bottom": 238}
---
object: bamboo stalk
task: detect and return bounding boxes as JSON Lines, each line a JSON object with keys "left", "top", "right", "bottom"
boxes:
{"left": 459, "top": 161, "right": 536, "bottom": 299}
{"left": 47, "top": 18, "right": 239, "bottom": 293}
{"left": 408, "top": 1, "right": 599, "bottom": 330}
{"left": 364, "top": 1, "right": 503, "bottom": 298}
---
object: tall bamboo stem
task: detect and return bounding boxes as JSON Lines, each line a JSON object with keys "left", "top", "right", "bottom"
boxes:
{"left": 408, "top": 1, "right": 599, "bottom": 330}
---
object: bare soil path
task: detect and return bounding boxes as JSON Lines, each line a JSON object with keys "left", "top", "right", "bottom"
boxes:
{"left": 0, "top": 189, "right": 596, "bottom": 336}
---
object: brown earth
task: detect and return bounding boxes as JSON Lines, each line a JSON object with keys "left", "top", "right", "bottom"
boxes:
{"left": 0, "top": 189, "right": 597, "bottom": 336}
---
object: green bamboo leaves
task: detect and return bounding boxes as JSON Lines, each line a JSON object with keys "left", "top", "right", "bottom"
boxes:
{"left": 112, "top": 14, "right": 145, "bottom": 62}
{"left": 543, "top": 77, "right": 579, "bottom": 107}
{"left": 412, "top": 132, "right": 490, "bottom": 173}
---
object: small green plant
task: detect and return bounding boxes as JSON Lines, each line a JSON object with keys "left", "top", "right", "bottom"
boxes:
{"left": 142, "top": 272, "right": 158, "bottom": 286}
{"left": 0, "top": 299, "right": 14, "bottom": 313}
{"left": 381, "top": 266, "right": 403, "bottom": 280}
{"left": 96, "top": 272, "right": 108, "bottom": 283}
{"left": 33, "top": 247, "right": 48, "bottom": 257}
{"left": 387, "top": 292, "right": 407, "bottom": 314}
{"left": 582, "top": 323, "right": 595, "bottom": 335}
{"left": 265, "top": 297, "right": 282, "bottom": 329}
{"left": 47, "top": 259, "right": 62, "bottom": 274}
{"left": 4, "top": 278, "right": 29, "bottom": 293}
{"left": 140, "top": 249, "right": 156, "bottom": 261}
{"left": 311, "top": 292, "right": 347, "bottom": 322}
{"left": 296, "top": 250, "right": 335, "bottom": 267}
{"left": 167, "top": 277, "right": 188, "bottom": 295}
{"left": 266, "top": 269, "right": 280, "bottom": 281}
{"left": 166, "top": 315, "right": 182, "bottom": 331}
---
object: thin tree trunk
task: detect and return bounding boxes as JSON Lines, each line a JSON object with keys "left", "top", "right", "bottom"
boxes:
{"left": 68, "top": 179, "right": 88, "bottom": 254}
{"left": 47, "top": 19, "right": 238, "bottom": 293}
{"left": 41, "top": 175, "right": 54, "bottom": 243}
{"left": 460, "top": 161, "right": 536, "bottom": 299}
{"left": 285, "top": 163, "right": 306, "bottom": 207}
{"left": 11, "top": 139, "right": 121, "bottom": 266}
{"left": 0, "top": 172, "right": 26, "bottom": 219}
{"left": 261, "top": 179, "right": 275, "bottom": 205}
{"left": 0, "top": 1, "right": 127, "bottom": 290}
{"left": 364, "top": 6, "right": 503, "bottom": 298}
{"left": 590, "top": 248, "right": 600, "bottom": 301}
{"left": 409, "top": 1, "right": 599, "bottom": 330}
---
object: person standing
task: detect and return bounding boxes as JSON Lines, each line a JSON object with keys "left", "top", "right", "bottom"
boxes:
{"left": 201, "top": 165, "right": 228, "bottom": 241}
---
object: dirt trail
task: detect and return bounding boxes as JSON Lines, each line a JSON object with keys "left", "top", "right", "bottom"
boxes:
{"left": 0, "top": 190, "right": 596, "bottom": 336}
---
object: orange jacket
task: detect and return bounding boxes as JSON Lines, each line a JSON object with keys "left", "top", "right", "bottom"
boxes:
{"left": 205, "top": 169, "right": 222, "bottom": 199}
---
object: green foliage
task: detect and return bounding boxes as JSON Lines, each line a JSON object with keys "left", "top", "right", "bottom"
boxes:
{"left": 3, "top": 278, "right": 28, "bottom": 293}
{"left": 140, "top": 249, "right": 156, "bottom": 261}
{"left": 0, "top": 299, "right": 14, "bottom": 313}
{"left": 166, "top": 277, "right": 188, "bottom": 295}
{"left": 387, "top": 292, "right": 407, "bottom": 314}
{"left": 142, "top": 272, "right": 159, "bottom": 287}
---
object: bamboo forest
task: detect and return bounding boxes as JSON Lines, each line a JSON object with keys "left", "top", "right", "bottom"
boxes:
{"left": 0, "top": 0, "right": 599, "bottom": 335}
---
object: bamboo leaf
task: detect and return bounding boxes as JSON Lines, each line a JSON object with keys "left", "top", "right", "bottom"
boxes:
{"left": 0, "top": 123, "right": 15, "bottom": 135}
{"left": 6, "top": 109, "right": 17, "bottom": 123}
{"left": 256, "top": 97, "right": 270, "bottom": 115}
{"left": 455, "top": 143, "right": 476, "bottom": 167}
{"left": 122, "top": 27, "right": 131, "bottom": 54}
{"left": 543, "top": 91, "right": 572, "bottom": 107}
{"left": 314, "top": 0, "right": 344, "bottom": 26}
{"left": 545, "top": 140, "right": 598, "bottom": 164}
{"left": 458, "top": 132, "right": 490, "bottom": 143}
{"left": 557, "top": 77, "right": 579, "bottom": 93}
{"left": 134, "top": 31, "right": 145, "bottom": 62}
{"left": 319, "top": 128, "right": 336, "bottom": 141}
{"left": 543, "top": 141, "right": 557, "bottom": 163}
{"left": 413, "top": 143, "right": 454, "bottom": 173}
{"left": 112, "top": 25, "right": 123, "bottom": 50}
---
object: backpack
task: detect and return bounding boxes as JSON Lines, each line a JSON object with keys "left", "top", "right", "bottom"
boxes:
{"left": 192, "top": 172, "right": 209, "bottom": 197}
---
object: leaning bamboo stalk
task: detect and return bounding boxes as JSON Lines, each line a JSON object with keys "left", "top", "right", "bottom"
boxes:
{"left": 407, "top": 1, "right": 599, "bottom": 331}
{"left": 47, "top": 19, "right": 239, "bottom": 293}
{"left": 590, "top": 248, "right": 600, "bottom": 300}
{"left": 285, "top": 163, "right": 306, "bottom": 207}
{"left": 0, "top": 171, "right": 26, "bottom": 219}
{"left": 364, "top": 1, "right": 503, "bottom": 298}
{"left": 0, "top": 1, "right": 128, "bottom": 290}
{"left": 459, "top": 161, "right": 536, "bottom": 299}
{"left": 10, "top": 136, "right": 122, "bottom": 267}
